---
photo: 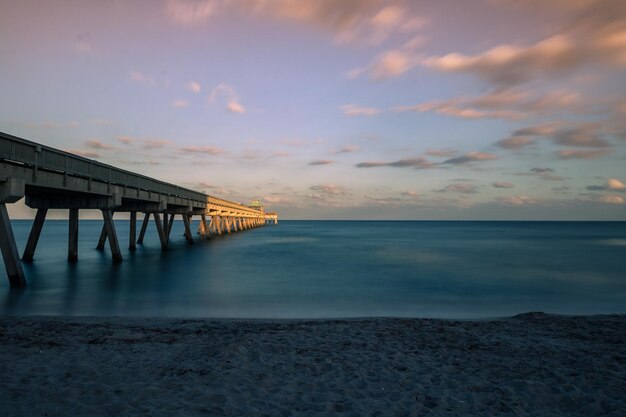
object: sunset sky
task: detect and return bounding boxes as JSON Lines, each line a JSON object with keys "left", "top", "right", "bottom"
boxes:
{"left": 1, "top": 0, "right": 625, "bottom": 219}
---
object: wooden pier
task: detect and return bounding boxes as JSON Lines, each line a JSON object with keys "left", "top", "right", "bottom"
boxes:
{"left": 0, "top": 131, "right": 277, "bottom": 288}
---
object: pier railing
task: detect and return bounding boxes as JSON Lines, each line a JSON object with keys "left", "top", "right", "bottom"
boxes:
{"left": 0, "top": 131, "right": 206, "bottom": 204}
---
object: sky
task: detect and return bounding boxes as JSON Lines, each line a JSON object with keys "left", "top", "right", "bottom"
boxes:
{"left": 1, "top": 0, "right": 625, "bottom": 220}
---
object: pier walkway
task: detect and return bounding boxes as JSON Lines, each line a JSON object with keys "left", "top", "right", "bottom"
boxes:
{"left": 0, "top": 131, "right": 277, "bottom": 288}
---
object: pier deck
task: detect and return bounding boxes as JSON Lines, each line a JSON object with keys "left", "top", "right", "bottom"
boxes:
{"left": 0, "top": 131, "right": 277, "bottom": 288}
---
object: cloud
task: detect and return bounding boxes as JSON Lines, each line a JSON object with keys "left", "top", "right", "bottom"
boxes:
{"left": 66, "top": 149, "right": 100, "bottom": 158}
{"left": 187, "top": 81, "right": 201, "bottom": 93}
{"left": 422, "top": 1, "right": 626, "bottom": 87}
{"left": 165, "top": 0, "right": 426, "bottom": 48}
{"left": 280, "top": 138, "right": 308, "bottom": 147}
{"left": 515, "top": 167, "right": 565, "bottom": 181}
{"left": 172, "top": 99, "right": 189, "bottom": 108}
{"left": 350, "top": 33, "right": 425, "bottom": 80}
{"left": 530, "top": 167, "right": 554, "bottom": 173}
{"left": 492, "top": 182, "right": 514, "bottom": 188}
{"left": 179, "top": 145, "right": 224, "bottom": 155}
{"left": 331, "top": 145, "right": 359, "bottom": 154}
{"left": 443, "top": 152, "right": 498, "bottom": 165}
{"left": 607, "top": 179, "right": 626, "bottom": 190}
{"left": 340, "top": 104, "right": 380, "bottom": 117}
{"left": 144, "top": 139, "right": 172, "bottom": 149}
{"left": 395, "top": 102, "right": 520, "bottom": 120}
{"left": 309, "top": 184, "right": 348, "bottom": 195}
{"left": 166, "top": 0, "right": 217, "bottom": 25}
{"left": 585, "top": 178, "right": 626, "bottom": 192}
{"left": 226, "top": 101, "right": 246, "bottom": 114}
{"left": 598, "top": 195, "right": 624, "bottom": 204}
{"left": 497, "top": 195, "right": 535, "bottom": 206}
{"left": 309, "top": 160, "right": 335, "bottom": 165}
{"left": 271, "top": 151, "right": 289, "bottom": 157}
{"left": 396, "top": 89, "right": 582, "bottom": 121}
{"left": 247, "top": 1, "right": 425, "bottom": 46}
{"left": 437, "top": 183, "right": 478, "bottom": 194}
{"left": 425, "top": 148, "right": 457, "bottom": 158}
{"left": 117, "top": 136, "right": 134, "bottom": 145}
{"left": 557, "top": 149, "right": 612, "bottom": 159}
{"left": 367, "top": 49, "right": 418, "bottom": 79}
{"left": 401, "top": 191, "right": 420, "bottom": 198}
{"left": 423, "top": 36, "right": 582, "bottom": 87}
{"left": 263, "top": 196, "right": 291, "bottom": 204}
{"left": 128, "top": 71, "right": 158, "bottom": 86}
{"left": 355, "top": 157, "right": 433, "bottom": 169}
{"left": 85, "top": 139, "right": 114, "bottom": 150}
{"left": 209, "top": 83, "right": 246, "bottom": 114}
{"left": 496, "top": 136, "right": 535, "bottom": 149}
{"left": 512, "top": 124, "right": 559, "bottom": 137}
{"left": 497, "top": 122, "right": 615, "bottom": 151}
{"left": 551, "top": 126, "right": 611, "bottom": 148}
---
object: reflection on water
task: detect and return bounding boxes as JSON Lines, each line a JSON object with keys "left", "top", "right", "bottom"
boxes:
{"left": 1, "top": 220, "right": 625, "bottom": 319}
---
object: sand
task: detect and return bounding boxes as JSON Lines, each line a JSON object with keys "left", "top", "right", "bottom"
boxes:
{"left": 1, "top": 313, "right": 625, "bottom": 416}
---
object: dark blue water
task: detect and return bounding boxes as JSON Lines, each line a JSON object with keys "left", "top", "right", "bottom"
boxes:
{"left": 1, "top": 220, "right": 625, "bottom": 318}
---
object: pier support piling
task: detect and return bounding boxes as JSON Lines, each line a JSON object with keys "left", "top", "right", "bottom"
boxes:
{"left": 201, "top": 214, "right": 209, "bottom": 239}
{"left": 102, "top": 209, "right": 122, "bottom": 263}
{"left": 22, "top": 208, "right": 48, "bottom": 262}
{"left": 153, "top": 213, "right": 167, "bottom": 249}
{"left": 0, "top": 203, "right": 26, "bottom": 288}
{"left": 183, "top": 214, "right": 194, "bottom": 243}
{"left": 166, "top": 213, "right": 175, "bottom": 242}
{"left": 137, "top": 213, "right": 150, "bottom": 244}
{"left": 129, "top": 211, "right": 137, "bottom": 251}
{"left": 96, "top": 224, "right": 107, "bottom": 250}
{"left": 68, "top": 208, "right": 79, "bottom": 262}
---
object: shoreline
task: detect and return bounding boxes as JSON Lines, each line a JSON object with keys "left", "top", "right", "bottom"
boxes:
{"left": 2, "top": 313, "right": 625, "bottom": 416}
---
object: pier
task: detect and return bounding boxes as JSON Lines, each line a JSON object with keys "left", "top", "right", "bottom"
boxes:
{"left": 0, "top": 131, "right": 277, "bottom": 288}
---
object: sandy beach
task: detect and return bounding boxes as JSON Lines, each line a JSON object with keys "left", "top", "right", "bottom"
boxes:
{"left": 1, "top": 313, "right": 624, "bottom": 416}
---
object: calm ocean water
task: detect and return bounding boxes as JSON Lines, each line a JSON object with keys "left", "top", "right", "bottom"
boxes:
{"left": 1, "top": 220, "right": 625, "bottom": 319}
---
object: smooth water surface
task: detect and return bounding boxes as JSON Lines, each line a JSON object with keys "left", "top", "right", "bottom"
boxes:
{"left": 1, "top": 220, "right": 625, "bottom": 318}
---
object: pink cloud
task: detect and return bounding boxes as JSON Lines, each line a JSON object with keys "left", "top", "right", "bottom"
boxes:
{"left": 340, "top": 104, "right": 380, "bottom": 117}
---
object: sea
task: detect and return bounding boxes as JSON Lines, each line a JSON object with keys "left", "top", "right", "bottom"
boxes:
{"left": 1, "top": 220, "right": 625, "bottom": 319}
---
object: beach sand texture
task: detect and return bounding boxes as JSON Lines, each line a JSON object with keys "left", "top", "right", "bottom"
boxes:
{"left": 1, "top": 313, "right": 625, "bottom": 416}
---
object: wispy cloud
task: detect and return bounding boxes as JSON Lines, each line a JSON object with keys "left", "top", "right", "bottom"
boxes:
{"left": 586, "top": 178, "right": 626, "bottom": 192}
{"left": 492, "top": 182, "right": 514, "bottom": 188}
{"left": 436, "top": 183, "right": 479, "bottom": 194}
{"left": 117, "top": 136, "right": 134, "bottom": 145}
{"left": 515, "top": 167, "right": 565, "bottom": 181}
{"left": 597, "top": 195, "right": 624, "bottom": 204}
{"left": 166, "top": 0, "right": 217, "bottom": 26}
{"left": 422, "top": 1, "right": 626, "bottom": 88}
{"left": 85, "top": 139, "right": 115, "bottom": 150}
{"left": 331, "top": 145, "right": 359, "bottom": 154}
{"left": 309, "top": 184, "right": 348, "bottom": 195}
{"left": 66, "top": 149, "right": 100, "bottom": 158}
{"left": 355, "top": 157, "right": 433, "bottom": 169}
{"left": 172, "top": 99, "right": 189, "bottom": 108}
{"left": 309, "top": 160, "right": 335, "bottom": 166}
{"left": 442, "top": 152, "right": 498, "bottom": 165}
{"left": 557, "top": 149, "right": 612, "bottom": 159}
{"left": 209, "top": 83, "right": 246, "bottom": 114}
{"left": 340, "top": 104, "right": 380, "bottom": 117}
{"left": 179, "top": 145, "right": 225, "bottom": 155}
{"left": 395, "top": 89, "right": 582, "bottom": 120}
{"left": 497, "top": 195, "right": 535, "bottom": 206}
{"left": 425, "top": 148, "right": 458, "bottom": 158}
{"left": 496, "top": 136, "right": 536, "bottom": 149}
{"left": 144, "top": 139, "right": 172, "bottom": 149}
{"left": 187, "top": 81, "right": 201, "bottom": 93}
